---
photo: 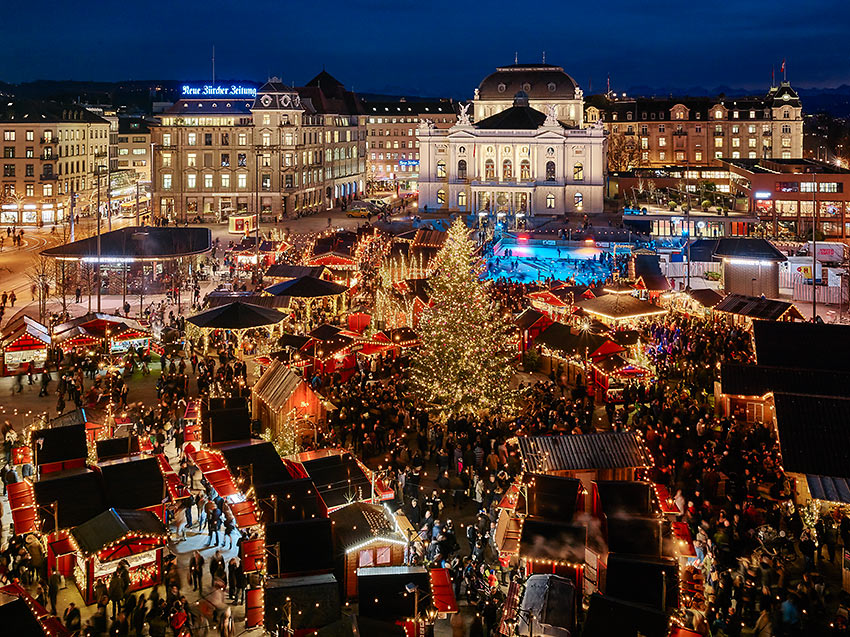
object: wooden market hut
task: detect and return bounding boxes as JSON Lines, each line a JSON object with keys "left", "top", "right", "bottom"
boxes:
{"left": 329, "top": 502, "right": 406, "bottom": 599}
{"left": 52, "top": 313, "right": 151, "bottom": 356}
{"left": 713, "top": 293, "right": 804, "bottom": 327}
{"left": 576, "top": 294, "right": 667, "bottom": 327}
{"left": 264, "top": 263, "right": 330, "bottom": 283}
{"left": 517, "top": 432, "right": 650, "bottom": 492}
{"left": 0, "top": 316, "right": 50, "bottom": 376}
{"left": 295, "top": 449, "right": 393, "bottom": 512}
{"left": 70, "top": 508, "right": 167, "bottom": 605}
{"left": 514, "top": 308, "right": 553, "bottom": 353}
{"left": 251, "top": 360, "right": 325, "bottom": 442}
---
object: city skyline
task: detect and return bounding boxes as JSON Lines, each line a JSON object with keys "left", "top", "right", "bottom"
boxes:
{"left": 2, "top": 0, "right": 848, "bottom": 96}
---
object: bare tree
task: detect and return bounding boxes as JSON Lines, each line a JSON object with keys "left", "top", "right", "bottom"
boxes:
{"left": 27, "top": 255, "right": 55, "bottom": 323}
{"left": 647, "top": 179, "right": 658, "bottom": 205}
{"left": 607, "top": 133, "right": 646, "bottom": 172}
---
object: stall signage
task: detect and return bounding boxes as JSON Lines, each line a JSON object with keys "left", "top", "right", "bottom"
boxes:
{"left": 754, "top": 191, "right": 772, "bottom": 200}
{"left": 181, "top": 85, "right": 257, "bottom": 97}
{"left": 94, "top": 548, "right": 158, "bottom": 578}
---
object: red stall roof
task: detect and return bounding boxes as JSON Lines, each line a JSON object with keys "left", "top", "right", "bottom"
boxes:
{"left": 186, "top": 447, "right": 239, "bottom": 497}
{"left": 7, "top": 480, "right": 38, "bottom": 535}
{"left": 429, "top": 567, "right": 458, "bottom": 614}
{"left": 230, "top": 500, "right": 260, "bottom": 529}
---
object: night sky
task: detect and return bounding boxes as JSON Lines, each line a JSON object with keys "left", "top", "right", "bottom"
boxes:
{"left": 2, "top": 0, "right": 849, "bottom": 97}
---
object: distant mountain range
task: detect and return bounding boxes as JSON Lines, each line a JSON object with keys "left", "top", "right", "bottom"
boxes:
{"left": 3, "top": 79, "right": 850, "bottom": 118}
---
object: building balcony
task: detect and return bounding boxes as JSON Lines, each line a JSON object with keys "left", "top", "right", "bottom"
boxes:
{"left": 39, "top": 154, "right": 56, "bottom": 161}
{"left": 94, "top": 151, "right": 108, "bottom": 158}
{"left": 713, "top": 130, "right": 725, "bottom": 136}
{"left": 40, "top": 173, "right": 59, "bottom": 180}
{"left": 673, "top": 130, "right": 688, "bottom": 136}
{"left": 763, "top": 130, "right": 772, "bottom": 137}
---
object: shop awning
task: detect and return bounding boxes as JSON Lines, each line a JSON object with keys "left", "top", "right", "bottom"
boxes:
{"left": 186, "top": 447, "right": 240, "bottom": 497}
{"left": 429, "top": 567, "right": 458, "bottom": 613}
{"left": 7, "top": 480, "right": 38, "bottom": 535}
{"left": 671, "top": 521, "right": 696, "bottom": 558}
{"left": 48, "top": 535, "right": 77, "bottom": 557}
{"left": 230, "top": 500, "right": 260, "bottom": 529}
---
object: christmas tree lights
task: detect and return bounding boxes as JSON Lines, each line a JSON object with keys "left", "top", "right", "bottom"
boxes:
{"left": 411, "top": 219, "right": 518, "bottom": 417}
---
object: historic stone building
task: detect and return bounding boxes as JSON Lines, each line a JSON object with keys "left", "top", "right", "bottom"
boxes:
{"left": 585, "top": 82, "right": 804, "bottom": 170}
{"left": 0, "top": 99, "right": 110, "bottom": 225}
{"left": 418, "top": 64, "right": 606, "bottom": 216}
{"left": 151, "top": 71, "right": 366, "bottom": 222}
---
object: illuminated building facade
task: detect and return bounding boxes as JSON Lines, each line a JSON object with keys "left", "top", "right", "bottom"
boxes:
{"left": 152, "top": 71, "right": 366, "bottom": 222}
{"left": 364, "top": 99, "right": 456, "bottom": 195}
{"left": 585, "top": 82, "right": 804, "bottom": 169}
{"left": 0, "top": 99, "right": 109, "bottom": 225}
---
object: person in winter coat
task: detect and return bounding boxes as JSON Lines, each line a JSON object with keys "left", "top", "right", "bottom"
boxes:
{"left": 108, "top": 571, "right": 126, "bottom": 619}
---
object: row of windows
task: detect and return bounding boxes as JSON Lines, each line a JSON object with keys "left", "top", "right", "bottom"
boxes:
{"left": 368, "top": 140, "right": 420, "bottom": 150}
{"left": 775, "top": 181, "right": 843, "bottom": 193}
{"left": 370, "top": 129, "right": 416, "bottom": 137}
{"left": 639, "top": 150, "right": 794, "bottom": 162}
{"left": 608, "top": 107, "right": 791, "bottom": 122}
{"left": 160, "top": 129, "right": 357, "bottom": 147}
{"left": 368, "top": 116, "right": 451, "bottom": 124}
{"left": 436, "top": 159, "right": 580, "bottom": 182}
{"left": 370, "top": 152, "right": 420, "bottom": 161}
{"left": 3, "top": 128, "right": 107, "bottom": 142}
{"left": 3, "top": 144, "right": 105, "bottom": 159}
{"left": 435, "top": 189, "right": 584, "bottom": 210}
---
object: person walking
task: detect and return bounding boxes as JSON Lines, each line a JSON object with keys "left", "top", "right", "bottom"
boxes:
{"left": 48, "top": 568, "right": 62, "bottom": 615}
{"left": 189, "top": 551, "right": 204, "bottom": 592}
{"left": 63, "top": 602, "right": 81, "bottom": 632}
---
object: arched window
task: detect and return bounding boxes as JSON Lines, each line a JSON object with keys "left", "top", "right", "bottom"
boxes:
{"left": 436, "top": 160, "right": 446, "bottom": 178}
{"left": 573, "top": 162, "right": 584, "bottom": 181}
{"left": 436, "top": 189, "right": 446, "bottom": 205}
{"left": 457, "top": 159, "right": 467, "bottom": 179}
{"left": 457, "top": 191, "right": 467, "bottom": 208}
{"left": 546, "top": 193, "right": 555, "bottom": 209}
{"left": 484, "top": 159, "right": 495, "bottom": 181}
{"left": 520, "top": 160, "right": 531, "bottom": 181}
{"left": 574, "top": 192, "right": 583, "bottom": 210}
{"left": 545, "top": 161, "right": 556, "bottom": 181}
{"left": 502, "top": 159, "right": 512, "bottom": 180}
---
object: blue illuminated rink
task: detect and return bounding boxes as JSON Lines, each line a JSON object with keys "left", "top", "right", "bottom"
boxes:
{"left": 486, "top": 240, "right": 613, "bottom": 284}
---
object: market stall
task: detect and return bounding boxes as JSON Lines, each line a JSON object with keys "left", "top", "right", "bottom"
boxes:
{"left": 70, "top": 508, "right": 167, "bottom": 605}
{"left": 0, "top": 316, "right": 50, "bottom": 376}
{"left": 252, "top": 359, "right": 326, "bottom": 444}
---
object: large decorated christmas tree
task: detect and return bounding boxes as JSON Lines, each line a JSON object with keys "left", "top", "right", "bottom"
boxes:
{"left": 411, "top": 219, "right": 518, "bottom": 416}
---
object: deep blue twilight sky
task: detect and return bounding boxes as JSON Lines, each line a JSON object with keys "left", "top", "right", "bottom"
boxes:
{"left": 2, "top": 0, "right": 849, "bottom": 96}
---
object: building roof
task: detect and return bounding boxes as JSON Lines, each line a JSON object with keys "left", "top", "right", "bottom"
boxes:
{"left": 0, "top": 596, "right": 49, "bottom": 637}
{"left": 518, "top": 432, "right": 649, "bottom": 473}
{"left": 71, "top": 508, "right": 166, "bottom": 556}
{"left": 117, "top": 116, "right": 152, "bottom": 135}
{"left": 0, "top": 98, "right": 108, "bottom": 124}
{"left": 265, "top": 275, "right": 347, "bottom": 298}
{"left": 205, "top": 293, "right": 291, "bottom": 309}
{"left": 477, "top": 64, "right": 579, "bottom": 101}
{"left": 723, "top": 156, "right": 850, "bottom": 175}
{"left": 264, "top": 264, "right": 327, "bottom": 279}
{"left": 774, "top": 393, "right": 850, "bottom": 479}
{"left": 251, "top": 361, "right": 311, "bottom": 423}
{"left": 594, "top": 480, "right": 656, "bottom": 517}
{"left": 363, "top": 99, "right": 456, "bottom": 117}
{"left": 720, "top": 362, "right": 850, "bottom": 398}
{"left": 161, "top": 99, "right": 254, "bottom": 115}
{"left": 631, "top": 254, "right": 671, "bottom": 291}
{"left": 187, "top": 301, "right": 287, "bottom": 329}
{"left": 31, "top": 423, "right": 87, "bottom": 466}
{"left": 265, "top": 518, "right": 335, "bottom": 574}
{"left": 98, "top": 457, "right": 165, "bottom": 510}
{"left": 806, "top": 475, "right": 850, "bottom": 504}
{"left": 577, "top": 294, "right": 667, "bottom": 321}
{"left": 713, "top": 293, "right": 803, "bottom": 321}
{"left": 687, "top": 288, "right": 724, "bottom": 308}
{"left": 712, "top": 238, "right": 787, "bottom": 261}
{"left": 219, "top": 440, "right": 291, "bottom": 488}
{"left": 328, "top": 501, "right": 399, "bottom": 550}
{"left": 753, "top": 320, "right": 850, "bottom": 370}
{"left": 515, "top": 308, "right": 548, "bottom": 331}
{"left": 300, "top": 452, "right": 372, "bottom": 510}
{"left": 296, "top": 71, "right": 365, "bottom": 116}
{"left": 581, "top": 593, "right": 668, "bottom": 637}
{"left": 33, "top": 470, "right": 107, "bottom": 529}
{"left": 42, "top": 226, "right": 211, "bottom": 261}
{"left": 518, "top": 574, "right": 575, "bottom": 635}
{"left": 474, "top": 102, "right": 550, "bottom": 130}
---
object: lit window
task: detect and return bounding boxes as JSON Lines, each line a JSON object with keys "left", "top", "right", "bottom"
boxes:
{"left": 574, "top": 192, "right": 583, "bottom": 210}
{"left": 573, "top": 163, "right": 584, "bottom": 181}
{"left": 545, "top": 161, "right": 555, "bottom": 181}
{"left": 162, "top": 174, "right": 172, "bottom": 189}
{"left": 221, "top": 173, "right": 230, "bottom": 188}
{"left": 43, "top": 184, "right": 53, "bottom": 196}
{"left": 187, "top": 174, "right": 196, "bottom": 189}
{"left": 457, "top": 191, "right": 467, "bottom": 207}
{"left": 715, "top": 109, "right": 723, "bottom": 119}
{"left": 436, "top": 160, "right": 446, "bottom": 177}
{"left": 695, "top": 151, "right": 703, "bottom": 162}
{"left": 238, "top": 173, "right": 247, "bottom": 188}
{"left": 546, "top": 193, "right": 555, "bottom": 209}
{"left": 188, "top": 132, "right": 197, "bottom": 145}
{"left": 204, "top": 174, "right": 213, "bottom": 188}
{"left": 436, "top": 189, "right": 446, "bottom": 205}
{"left": 187, "top": 153, "right": 197, "bottom": 167}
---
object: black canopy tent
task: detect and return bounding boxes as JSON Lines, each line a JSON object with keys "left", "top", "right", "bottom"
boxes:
{"left": 187, "top": 301, "right": 287, "bottom": 356}
{"left": 265, "top": 276, "right": 348, "bottom": 326}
